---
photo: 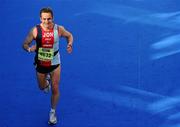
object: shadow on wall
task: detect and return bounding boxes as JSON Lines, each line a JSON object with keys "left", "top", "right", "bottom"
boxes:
{"left": 77, "top": 85, "right": 180, "bottom": 127}
{"left": 151, "top": 34, "right": 180, "bottom": 60}
{"left": 75, "top": 3, "right": 180, "bottom": 60}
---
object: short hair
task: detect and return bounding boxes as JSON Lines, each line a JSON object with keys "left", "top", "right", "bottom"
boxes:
{"left": 40, "top": 7, "right": 53, "bottom": 18}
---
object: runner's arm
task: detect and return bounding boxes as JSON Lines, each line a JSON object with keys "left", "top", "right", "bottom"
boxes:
{"left": 59, "top": 26, "right": 73, "bottom": 47}
{"left": 22, "top": 27, "right": 36, "bottom": 52}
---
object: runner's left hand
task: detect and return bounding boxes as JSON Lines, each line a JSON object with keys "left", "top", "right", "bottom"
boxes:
{"left": 67, "top": 44, "right": 72, "bottom": 53}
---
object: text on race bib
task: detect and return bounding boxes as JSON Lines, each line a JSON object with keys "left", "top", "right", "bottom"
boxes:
{"left": 38, "top": 48, "right": 54, "bottom": 61}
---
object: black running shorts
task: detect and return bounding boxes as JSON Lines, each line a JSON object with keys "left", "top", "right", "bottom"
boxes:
{"left": 35, "top": 64, "right": 60, "bottom": 74}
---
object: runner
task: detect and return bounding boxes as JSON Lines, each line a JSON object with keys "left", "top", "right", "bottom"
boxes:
{"left": 22, "top": 7, "right": 73, "bottom": 124}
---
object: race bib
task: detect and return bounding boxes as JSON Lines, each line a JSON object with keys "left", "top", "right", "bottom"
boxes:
{"left": 38, "top": 48, "right": 54, "bottom": 61}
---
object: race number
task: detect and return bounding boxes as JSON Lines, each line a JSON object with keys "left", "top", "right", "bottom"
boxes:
{"left": 38, "top": 48, "right": 54, "bottom": 61}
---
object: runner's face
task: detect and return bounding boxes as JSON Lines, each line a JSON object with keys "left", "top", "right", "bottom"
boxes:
{"left": 40, "top": 12, "right": 53, "bottom": 29}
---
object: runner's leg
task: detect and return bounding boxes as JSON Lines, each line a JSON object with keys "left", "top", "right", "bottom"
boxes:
{"left": 50, "top": 65, "right": 60, "bottom": 109}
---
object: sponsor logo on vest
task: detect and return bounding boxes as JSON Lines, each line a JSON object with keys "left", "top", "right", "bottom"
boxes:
{"left": 43, "top": 32, "right": 53, "bottom": 38}
{"left": 43, "top": 44, "right": 53, "bottom": 47}
{"left": 45, "top": 38, "right": 52, "bottom": 41}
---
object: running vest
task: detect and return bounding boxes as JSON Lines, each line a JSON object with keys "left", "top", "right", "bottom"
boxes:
{"left": 35, "top": 24, "right": 60, "bottom": 67}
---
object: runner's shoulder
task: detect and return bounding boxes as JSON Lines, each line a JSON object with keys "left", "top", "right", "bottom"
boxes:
{"left": 31, "top": 26, "right": 38, "bottom": 39}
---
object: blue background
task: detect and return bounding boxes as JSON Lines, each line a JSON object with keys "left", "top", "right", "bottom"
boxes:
{"left": 1, "top": 0, "right": 180, "bottom": 127}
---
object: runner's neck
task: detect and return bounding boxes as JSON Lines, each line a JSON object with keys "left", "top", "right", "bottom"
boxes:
{"left": 40, "top": 23, "right": 54, "bottom": 31}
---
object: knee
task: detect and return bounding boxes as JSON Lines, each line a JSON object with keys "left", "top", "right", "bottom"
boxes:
{"left": 38, "top": 80, "right": 48, "bottom": 90}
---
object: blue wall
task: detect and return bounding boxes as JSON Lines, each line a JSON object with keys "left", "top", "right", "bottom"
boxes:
{"left": 1, "top": 0, "right": 180, "bottom": 127}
